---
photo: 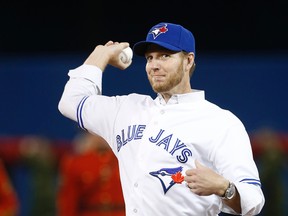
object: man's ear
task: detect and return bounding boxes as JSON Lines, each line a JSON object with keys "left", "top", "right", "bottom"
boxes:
{"left": 186, "top": 53, "right": 196, "bottom": 76}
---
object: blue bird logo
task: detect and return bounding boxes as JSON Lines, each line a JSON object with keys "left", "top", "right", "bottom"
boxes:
{"left": 149, "top": 166, "right": 184, "bottom": 194}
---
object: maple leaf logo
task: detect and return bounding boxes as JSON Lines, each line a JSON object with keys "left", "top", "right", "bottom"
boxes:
{"left": 171, "top": 171, "right": 184, "bottom": 184}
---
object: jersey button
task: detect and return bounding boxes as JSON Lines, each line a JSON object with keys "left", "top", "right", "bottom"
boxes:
{"left": 133, "top": 208, "right": 138, "bottom": 213}
{"left": 134, "top": 182, "right": 138, "bottom": 187}
{"left": 160, "top": 110, "right": 165, "bottom": 114}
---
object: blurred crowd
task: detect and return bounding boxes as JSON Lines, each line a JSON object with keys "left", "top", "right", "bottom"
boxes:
{"left": 0, "top": 128, "right": 287, "bottom": 216}
{"left": 0, "top": 132, "right": 125, "bottom": 216}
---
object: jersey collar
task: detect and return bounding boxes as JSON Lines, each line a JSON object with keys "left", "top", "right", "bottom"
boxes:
{"left": 156, "top": 89, "right": 205, "bottom": 105}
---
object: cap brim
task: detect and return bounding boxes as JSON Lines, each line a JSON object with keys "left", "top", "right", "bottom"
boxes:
{"left": 133, "top": 41, "right": 182, "bottom": 56}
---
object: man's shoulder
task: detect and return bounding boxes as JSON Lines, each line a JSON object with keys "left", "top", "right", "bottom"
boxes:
{"left": 126, "top": 93, "right": 154, "bottom": 102}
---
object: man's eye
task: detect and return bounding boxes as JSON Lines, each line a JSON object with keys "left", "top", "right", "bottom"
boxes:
{"left": 160, "top": 54, "right": 170, "bottom": 59}
{"left": 146, "top": 56, "right": 152, "bottom": 61}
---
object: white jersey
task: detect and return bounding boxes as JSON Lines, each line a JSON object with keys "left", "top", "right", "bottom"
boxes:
{"left": 59, "top": 64, "right": 265, "bottom": 216}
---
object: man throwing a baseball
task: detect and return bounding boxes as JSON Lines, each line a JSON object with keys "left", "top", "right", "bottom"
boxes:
{"left": 58, "top": 22, "right": 265, "bottom": 215}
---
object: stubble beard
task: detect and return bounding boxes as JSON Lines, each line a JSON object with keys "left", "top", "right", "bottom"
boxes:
{"left": 149, "top": 70, "right": 183, "bottom": 93}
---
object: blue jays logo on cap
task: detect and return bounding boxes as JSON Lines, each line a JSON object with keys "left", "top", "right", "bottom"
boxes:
{"left": 150, "top": 24, "right": 169, "bottom": 39}
{"left": 133, "top": 22, "right": 196, "bottom": 57}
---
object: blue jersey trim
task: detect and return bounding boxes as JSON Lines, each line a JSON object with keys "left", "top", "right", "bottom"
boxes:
{"left": 240, "top": 178, "right": 262, "bottom": 187}
{"left": 77, "top": 96, "right": 89, "bottom": 130}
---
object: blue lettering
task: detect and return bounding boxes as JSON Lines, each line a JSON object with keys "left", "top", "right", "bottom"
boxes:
{"left": 135, "top": 125, "right": 146, "bottom": 139}
{"left": 116, "top": 135, "right": 122, "bottom": 152}
{"left": 149, "top": 129, "right": 165, "bottom": 142}
{"left": 176, "top": 148, "right": 192, "bottom": 163}
{"left": 156, "top": 134, "right": 172, "bottom": 151}
{"left": 121, "top": 129, "right": 128, "bottom": 146}
{"left": 169, "top": 138, "right": 187, "bottom": 155}
{"left": 116, "top": 125, "right": 193, "bottom": 164}
{"left": 116, "top": 124, "right": 146, "bottom": 152}
{"left": 127, "top": 125, "right": 136, "bottom": 142}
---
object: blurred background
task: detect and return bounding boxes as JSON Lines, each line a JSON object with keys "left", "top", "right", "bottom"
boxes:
{"left": 1, "top": 0, "right": 288, "bottom": 215}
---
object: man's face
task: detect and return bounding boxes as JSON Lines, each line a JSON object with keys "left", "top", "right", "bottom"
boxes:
{"left": 145, "top": 45, "right": 187, "bottom": 94}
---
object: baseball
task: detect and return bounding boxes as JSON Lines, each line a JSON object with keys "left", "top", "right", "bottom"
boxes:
{"left": 119, "top": 47, "right": 133, "bottom": 64}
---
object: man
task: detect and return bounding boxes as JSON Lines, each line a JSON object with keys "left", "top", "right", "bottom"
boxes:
{"left": 58, "top": 22, "right": 265, "bottom": 215}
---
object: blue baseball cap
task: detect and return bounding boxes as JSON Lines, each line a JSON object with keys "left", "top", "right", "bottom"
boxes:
{"left": 133, "top": 22, "right": 196, "bottom": 56}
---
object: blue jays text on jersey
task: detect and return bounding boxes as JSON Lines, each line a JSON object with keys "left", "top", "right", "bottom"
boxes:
{"left": 116, "top": 124, "right": 192, "bottom": 164}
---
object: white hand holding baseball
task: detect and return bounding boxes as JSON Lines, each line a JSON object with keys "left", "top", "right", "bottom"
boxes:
{"left": 119, "top": 47, "right": 133, "bottom": 64}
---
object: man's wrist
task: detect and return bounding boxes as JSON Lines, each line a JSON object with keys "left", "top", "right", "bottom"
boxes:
{"left": 221, "top": 182, "right": 236, "bottom": 200}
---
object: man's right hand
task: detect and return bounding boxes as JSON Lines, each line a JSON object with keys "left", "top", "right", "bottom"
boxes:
{"left": 84, "top": 41, "right": 132, "bottom": 71}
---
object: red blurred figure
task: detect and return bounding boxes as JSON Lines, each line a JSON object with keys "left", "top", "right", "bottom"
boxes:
{"left": 0, "top": 158, "right": 19, "bottom": 216}
{"left": 57, "top": 132, "right": 125, "bottom": 216}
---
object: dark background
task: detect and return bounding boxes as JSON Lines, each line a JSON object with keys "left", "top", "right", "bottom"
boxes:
{"left": 1, "top": 0, "right": 288, "bottom": 53}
